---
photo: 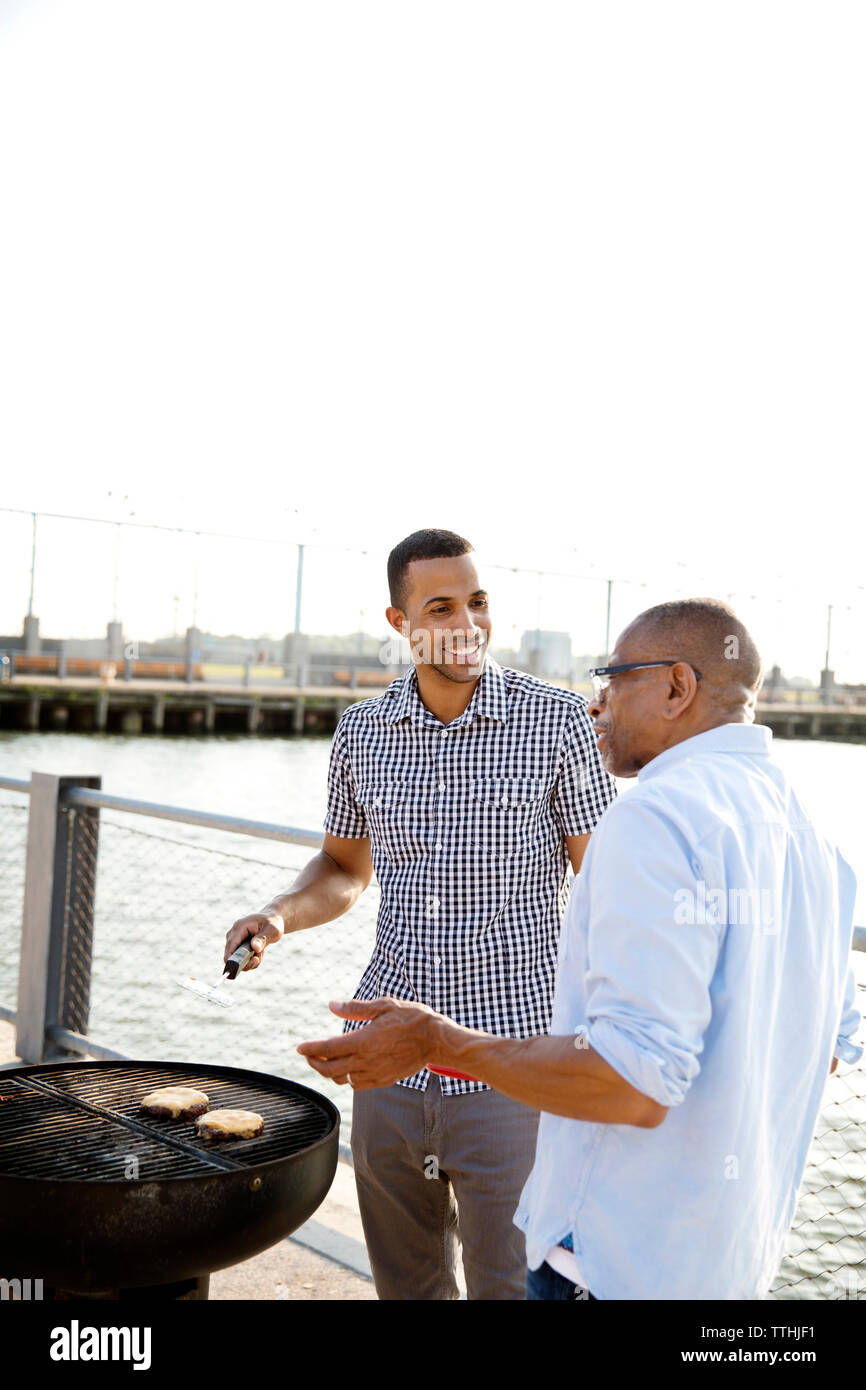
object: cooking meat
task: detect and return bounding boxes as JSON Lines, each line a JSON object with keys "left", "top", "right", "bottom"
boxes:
{"left": 195, "top": 1108, "right": 264, "bottom": 1141}
{"left": 140, "top": 1086, "right": 210, "bottom": 1119}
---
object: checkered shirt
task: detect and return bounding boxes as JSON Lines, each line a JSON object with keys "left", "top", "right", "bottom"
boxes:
{"left": 324, "top": 657, "right": 617, "bottom": 1093}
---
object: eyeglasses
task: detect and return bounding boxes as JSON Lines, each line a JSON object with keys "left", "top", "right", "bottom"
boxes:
{"left": 588, "top": 661, "right": 702, "bottom": 701}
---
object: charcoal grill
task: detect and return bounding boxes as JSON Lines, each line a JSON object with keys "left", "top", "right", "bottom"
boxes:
{"left": 0, "top": 1060, "right": 339, "bottom": 1297}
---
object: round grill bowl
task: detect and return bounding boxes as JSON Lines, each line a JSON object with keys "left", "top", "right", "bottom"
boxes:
{"left": 0, "top": 1060, "right": 340, "bottom": 1291}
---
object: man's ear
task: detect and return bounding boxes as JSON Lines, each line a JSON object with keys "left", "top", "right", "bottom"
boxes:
{"left": 385, "top": 606, "right": 408, "bottom": 637}
{"left": 665, "top": 662, "right": 699, "bottom": 713}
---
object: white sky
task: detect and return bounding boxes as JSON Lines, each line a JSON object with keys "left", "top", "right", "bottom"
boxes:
{"left": 1, "top": 1, "right": 864, "bottom": 677}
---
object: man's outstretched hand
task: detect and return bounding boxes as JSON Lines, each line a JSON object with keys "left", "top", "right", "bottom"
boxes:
{"left": 297, "top": 997, "right": 438, "bottom": 1089}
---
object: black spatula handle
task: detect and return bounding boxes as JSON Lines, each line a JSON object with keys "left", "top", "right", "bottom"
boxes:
{"left": 223, "top": 941, "right": 254, "bottom": 980}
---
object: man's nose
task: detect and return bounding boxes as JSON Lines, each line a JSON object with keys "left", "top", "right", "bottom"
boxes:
{"left": 588, "top": 687, "right": 606, "bottom": 720}
{"left": 455, "top": 608, "right": 484, "bottom": 633}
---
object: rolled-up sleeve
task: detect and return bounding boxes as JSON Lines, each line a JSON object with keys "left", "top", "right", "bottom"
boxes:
{"left": 584, "top": 799, "right": 721, "bottom": 1109}
{"left": 834, "top": 964, "right": 863, "bottom": 1065}
{"left": 833, "top": 851, "right": 863, "bottom": 1065}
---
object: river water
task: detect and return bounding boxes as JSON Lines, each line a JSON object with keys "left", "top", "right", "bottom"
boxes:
{"left": 1, "top": 728, "right": 865, "bottom": 1297}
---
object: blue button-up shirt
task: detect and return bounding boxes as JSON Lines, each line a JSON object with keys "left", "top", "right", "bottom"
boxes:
{"left": 515, "top": 723, "right": 862, "bottom": 1300}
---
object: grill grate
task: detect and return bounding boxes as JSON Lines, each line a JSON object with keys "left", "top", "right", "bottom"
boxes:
{"left": 0, "top": 1061, "right": 335, "bottom": 1182}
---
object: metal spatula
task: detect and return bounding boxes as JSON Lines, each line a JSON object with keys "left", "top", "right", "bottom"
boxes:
{"left": 177, "top": 941, "right": 254, "bottom": 1009}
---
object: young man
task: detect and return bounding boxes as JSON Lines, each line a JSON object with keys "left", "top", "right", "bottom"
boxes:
{"left": 226, "top": 528, "right": 616, "bottom": 1299}
{"left": 299, "top": 598, "right": 862, "bottom": 1300}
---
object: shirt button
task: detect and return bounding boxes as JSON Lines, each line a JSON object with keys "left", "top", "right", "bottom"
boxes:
{"left": 373, "top": 796, "right": 383, "bottom": 807}
{"left": 440, "top": 730, "right": 448, "bottom": 738}
{"left": 431, "top": 897, "right": 440, "bottom": 909}
{"left": 438, "top": 782, "right": 446, "bottom": 792}
{"left": 434, "top": 956, "right": 442, "bottom": 966}
{"left": 435, "top": 842, "right": 443, "bottom": 852}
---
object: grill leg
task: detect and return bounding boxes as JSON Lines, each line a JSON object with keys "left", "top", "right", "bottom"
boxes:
{"left": 176, "top": 1275, "right": 210, "bottom": 1300}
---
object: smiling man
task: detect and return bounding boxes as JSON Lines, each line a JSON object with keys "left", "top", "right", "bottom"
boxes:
{"left": 299, "top": 597, "right": 862, "bottom": 1300}
{"left": 226, "top": 527, "right": 615, "bottom": 1299}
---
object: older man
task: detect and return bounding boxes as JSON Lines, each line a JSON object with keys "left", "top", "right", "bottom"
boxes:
{"left": 300, "top": 598, "right": 862, "bottom": 1300}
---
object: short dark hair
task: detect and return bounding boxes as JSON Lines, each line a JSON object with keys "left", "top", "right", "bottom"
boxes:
{"left": 623, "top": 598, "right": 763, "bottom": 697}
{"left": 387, "top": 529, "right": 474, "bottom": 609}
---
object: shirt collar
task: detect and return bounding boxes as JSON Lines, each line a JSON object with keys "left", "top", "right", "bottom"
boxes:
{"left": 637, "top": 722, "right": 773, "bottom": 782}
{"left": 386, "top": 656, "right": 509, "bottom": 728}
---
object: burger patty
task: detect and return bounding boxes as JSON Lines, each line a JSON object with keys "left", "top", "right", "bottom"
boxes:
{"left": 140, "top": 1086, "right": 210, "bottom": 1120}
{"left": 195, "top": 1108, "right": 265, "bottom": 1141}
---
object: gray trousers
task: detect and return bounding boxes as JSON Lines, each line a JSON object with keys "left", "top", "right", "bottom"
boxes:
{"left": 350, "top": 1074, "right": 539, "bottom": 1300}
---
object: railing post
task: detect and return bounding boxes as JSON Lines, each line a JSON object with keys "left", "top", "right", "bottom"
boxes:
{"left": 17, "top": 772, "right": 101, "bottom": 1062}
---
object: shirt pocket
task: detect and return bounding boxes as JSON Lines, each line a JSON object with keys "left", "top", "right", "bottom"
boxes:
{"left": 468, "top": 777, "right": 545, "bottom": 858}
{"left": 356, "top": 782, "right": 414, "bottom": 867}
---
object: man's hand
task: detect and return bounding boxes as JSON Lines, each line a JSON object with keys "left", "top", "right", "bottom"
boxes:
{"left": 299, "top": 998, "right": 665, "bottom": 1125}
{"left": 225, "top": 912, "right": 284, "bottom": 971}
{"left": 298, "top": 998, "right": 437, "bottom": 1088}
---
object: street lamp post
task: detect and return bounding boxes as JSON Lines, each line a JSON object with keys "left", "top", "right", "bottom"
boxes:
{"left": 294, "top": 543, "right": 304, "bottom": 637}
{"left": 27, "top": 512, "right": 37, "bottom": 618}
{"left": 820, "top": 604, "right": 835, "bottom": 704}
{"left": 24, "top": 512, "right": 40, "bottom": 654}
{"left": 604, "top": 578, "right": 613, "bottom": 661}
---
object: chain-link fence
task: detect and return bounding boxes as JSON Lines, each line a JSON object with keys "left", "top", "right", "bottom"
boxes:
{"left": 0, "top": 792, "right": 29, "bottom": 1017}
{"left": 79, "top": 813, "right": 377, "bottom": 1137}
{"left": 771, "top": 976, "right": 866, "bottom": 1298}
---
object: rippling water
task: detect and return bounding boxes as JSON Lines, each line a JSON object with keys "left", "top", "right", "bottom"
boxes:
{"left": 1, "top": 728, "right": 865, "bottom": 1296}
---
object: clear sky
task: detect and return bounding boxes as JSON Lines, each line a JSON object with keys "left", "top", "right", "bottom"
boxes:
{"left": 1, "top": 1, "right": 864, "bottom": 678}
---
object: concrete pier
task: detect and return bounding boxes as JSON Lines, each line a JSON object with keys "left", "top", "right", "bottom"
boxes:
{"left": 0, "top": 675, "right": 369, "bottom": 736}
{"left": 2, "top": 677, "right": 865, "bottom": 742}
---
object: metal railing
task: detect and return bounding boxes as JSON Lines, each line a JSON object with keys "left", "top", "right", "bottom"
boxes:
{"left": 0, "top": 773, "right": 377, "bottom": 1161}
{"left": 1, "top": 771, "right": 865, "bottom": 1296}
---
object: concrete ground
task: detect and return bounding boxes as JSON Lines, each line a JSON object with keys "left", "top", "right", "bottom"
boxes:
{"left": 0, "top": 1019, "right": 376, "bottom": 1300}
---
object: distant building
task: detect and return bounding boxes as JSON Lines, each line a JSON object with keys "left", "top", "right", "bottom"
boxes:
{"left": 759, "top": 666, "right": 817, "bottom": 698}
{"left": 517, "top": 630, "right": 572, "bottom": 679}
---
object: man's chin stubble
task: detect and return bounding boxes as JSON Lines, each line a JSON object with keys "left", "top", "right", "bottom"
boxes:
{"left": 429, "top": 660, "right": 485, "bottom": 684}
